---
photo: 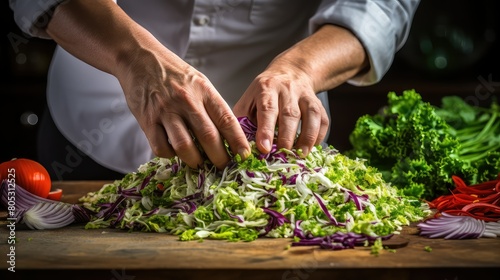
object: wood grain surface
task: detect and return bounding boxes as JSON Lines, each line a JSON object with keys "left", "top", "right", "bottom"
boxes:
{"left": 1, "top": 181, "right": 499, "bottom": 280}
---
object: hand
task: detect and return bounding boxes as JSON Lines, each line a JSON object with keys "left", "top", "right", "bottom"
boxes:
{"left": 118, "top": 50, "right": 251, "bottom": 170}
{"left": 45, "top": 0, "right": 251, "bottom": 170}
{"left": 233, "top": 65, "right": 329, "bottom": 157}
{"left": 234, "top": 24, "right": 369, "bottom": 157}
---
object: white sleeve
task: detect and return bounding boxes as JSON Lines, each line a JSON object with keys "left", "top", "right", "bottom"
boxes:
{"left": 309, "top": 0, "right": 420, "bottom": 86}
{"left": 9, "top": 0, "right": 68, "bottom": 39}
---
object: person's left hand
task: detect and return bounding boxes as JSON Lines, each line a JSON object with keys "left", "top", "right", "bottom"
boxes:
{"left": 233, "top": 64, "right": 329, "bottom": 157}
{"left": 234, "top": 24, "right": 369, "bottom": 157}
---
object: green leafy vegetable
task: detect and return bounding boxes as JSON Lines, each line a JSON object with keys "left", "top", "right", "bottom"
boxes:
{"left": 435, "top": 95, "right": 500, "bottom": 183}
{"left": 347, "top": 89, "right": 499, "bottom": 200}
{"left": 370, "top": 238, "right": 383, "bottom": 256}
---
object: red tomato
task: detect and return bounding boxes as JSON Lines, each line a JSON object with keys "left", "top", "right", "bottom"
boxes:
{"left": 47, "top": 189, "right": 63, "bottom": 201}
{"left": 0, "top": 158, "right": 52, "bottom": 198}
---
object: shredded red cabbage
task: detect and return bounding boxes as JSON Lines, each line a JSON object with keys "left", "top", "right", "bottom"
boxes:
{"left": 237, "top": 116, "right": 258, "bottom": 141}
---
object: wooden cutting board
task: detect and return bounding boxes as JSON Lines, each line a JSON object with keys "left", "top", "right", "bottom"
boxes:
{"left": 1, "top": 181, "right": 499, "bottom": 280}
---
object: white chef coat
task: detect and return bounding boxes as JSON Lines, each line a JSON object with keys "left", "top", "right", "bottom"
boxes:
{"left": 9, "top": 0, "right": 420, "bottom": 173}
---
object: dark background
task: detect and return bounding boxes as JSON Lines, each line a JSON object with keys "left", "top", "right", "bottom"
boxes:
{"left": 2, "top": 0, "right": 499, "bottom": 167}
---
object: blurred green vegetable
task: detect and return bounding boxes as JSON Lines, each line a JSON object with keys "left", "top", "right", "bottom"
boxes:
{"left": 346, "top": 89, "right": 499, "bottom": 200}
{"left": 435, "top": 95, "right": 500, "bottom": 183}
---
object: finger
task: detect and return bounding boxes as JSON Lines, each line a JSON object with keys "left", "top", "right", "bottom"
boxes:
{"left": 144, "top": 123, "right": 175, "bottom": 159}
{"left": 206, "top": 108, "right": 251, "bottom": 162}
{"left": 276, "top": 100, "right": 301, "bottom": 151}
{"left": 294, "top": 99, "right": 326, "bottom": 157}
{"left": 202, "top": 85, "right": 251, "bottom": 163}
{"left": 163, "top": 114, "right": 204, "bottom": 169}
{"left": 316, "top": 110, "right": 330, "bottom": 145}
{"left": 188, "top": 111, "right": 233, "bottom": 170}
{"left": 255, "top": 90, "right": 279, "bottom": 154}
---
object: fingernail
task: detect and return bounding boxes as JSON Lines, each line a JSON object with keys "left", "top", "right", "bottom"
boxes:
{"left": 238, "top": 147, "right": 251, "bottom": 159}
{"left": 299, "top": 146, "right": 309, "bottom": 158}
{"left": 261, "top": 139, "right": 271, "bottom": 153}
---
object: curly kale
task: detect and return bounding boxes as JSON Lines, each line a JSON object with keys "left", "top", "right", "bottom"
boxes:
{"left": 345, "top": 89, "right": 497, "bottom": 200}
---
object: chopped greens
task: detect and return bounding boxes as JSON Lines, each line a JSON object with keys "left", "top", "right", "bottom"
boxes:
{"left": 370, "top": 238, "right": 384, "bottom": 256}
{"left": 79, "top": 117, "right": 429, "bottom": 248}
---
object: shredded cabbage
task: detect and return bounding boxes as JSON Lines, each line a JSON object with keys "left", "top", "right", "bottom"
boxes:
{"left": 79, "top": 118, "right": 430, "bottom": 248}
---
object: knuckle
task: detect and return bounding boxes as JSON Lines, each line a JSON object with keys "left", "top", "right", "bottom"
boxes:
{"left": 259, "top": 101, "right": 275, "bottom": 113}
{"left": 217, "top": 112, "right": 236, "bottom": 128}
{"left": 170, "top": 87, "right": 192, "bottom": 104}
{"left": 191, "top": 73, "right": 215, "bottom": 93}
{"left": 258, "top": 94, "right": 278, "bottom": 113}
{"left": 255, "top": 75, "right": 272, "bottom": 86}
{"left": 198, "top": 78, "right": 214, "bottom": 92}
{"left": 304, "top": 101, "right": 322, "bottom": 116}
{"left": 280, "top": 105, "right": 301, "bottom": 120}
{"left": 170, "top": 137, "right": 192, "bottom": 153}
{"left": 198, "top": 128, "right": 220, "bottom": 143}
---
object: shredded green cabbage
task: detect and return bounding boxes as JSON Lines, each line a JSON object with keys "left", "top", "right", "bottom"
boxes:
{"left": 79, "top": 141, "right": 430, "bottom": 244}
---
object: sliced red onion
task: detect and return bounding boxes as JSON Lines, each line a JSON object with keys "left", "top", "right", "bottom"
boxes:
{"left": 418, "top": 213, "right": 485, "bottom": 239}
{"left": 22, "top": 202, "right": 75, "bottom": 230}
{"left": 483, "top": 221, "right": 500, "bottom": 238}
{"left": 1, "top": 179, "right": 57, "bottom": 210}
{"left": 1, "top": 179, "right": 91, "bottom": 230}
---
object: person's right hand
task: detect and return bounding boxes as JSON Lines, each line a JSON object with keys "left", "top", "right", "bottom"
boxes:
{"left": 116, "top": 49, "right": 251, "bottom": 170}
{"left": 45, "top": 0, "right": 250, "bottom": 170}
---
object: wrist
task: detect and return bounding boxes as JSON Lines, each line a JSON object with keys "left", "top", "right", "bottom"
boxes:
{"left": 263, "top": 57, "right": 316, "bottom": 91}
{"left": 268, "top": 24, "right": 369, "bottom": 93}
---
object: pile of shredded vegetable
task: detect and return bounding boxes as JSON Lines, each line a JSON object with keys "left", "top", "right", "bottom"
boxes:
{"left": 78, "top": 117, "right": 429, "bottom": 249}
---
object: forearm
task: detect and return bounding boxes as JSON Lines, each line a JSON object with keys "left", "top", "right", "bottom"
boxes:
{"left": 45, "top": 0, "right": 182, "bottom": 77}
{"left": 267, "top": 24, "right": 369, "bottom": 93}
{"left": 45, "top": 0, "right": 251, "bottom": 169}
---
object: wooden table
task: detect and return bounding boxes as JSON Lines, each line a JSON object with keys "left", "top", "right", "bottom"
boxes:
{"left": 1, "top": 181, "right": 499, "bottom": 280}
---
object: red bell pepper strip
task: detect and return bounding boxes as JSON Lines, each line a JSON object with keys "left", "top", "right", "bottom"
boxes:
{"left": 428, "top": 173, "right": 500, "bottom": 222}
